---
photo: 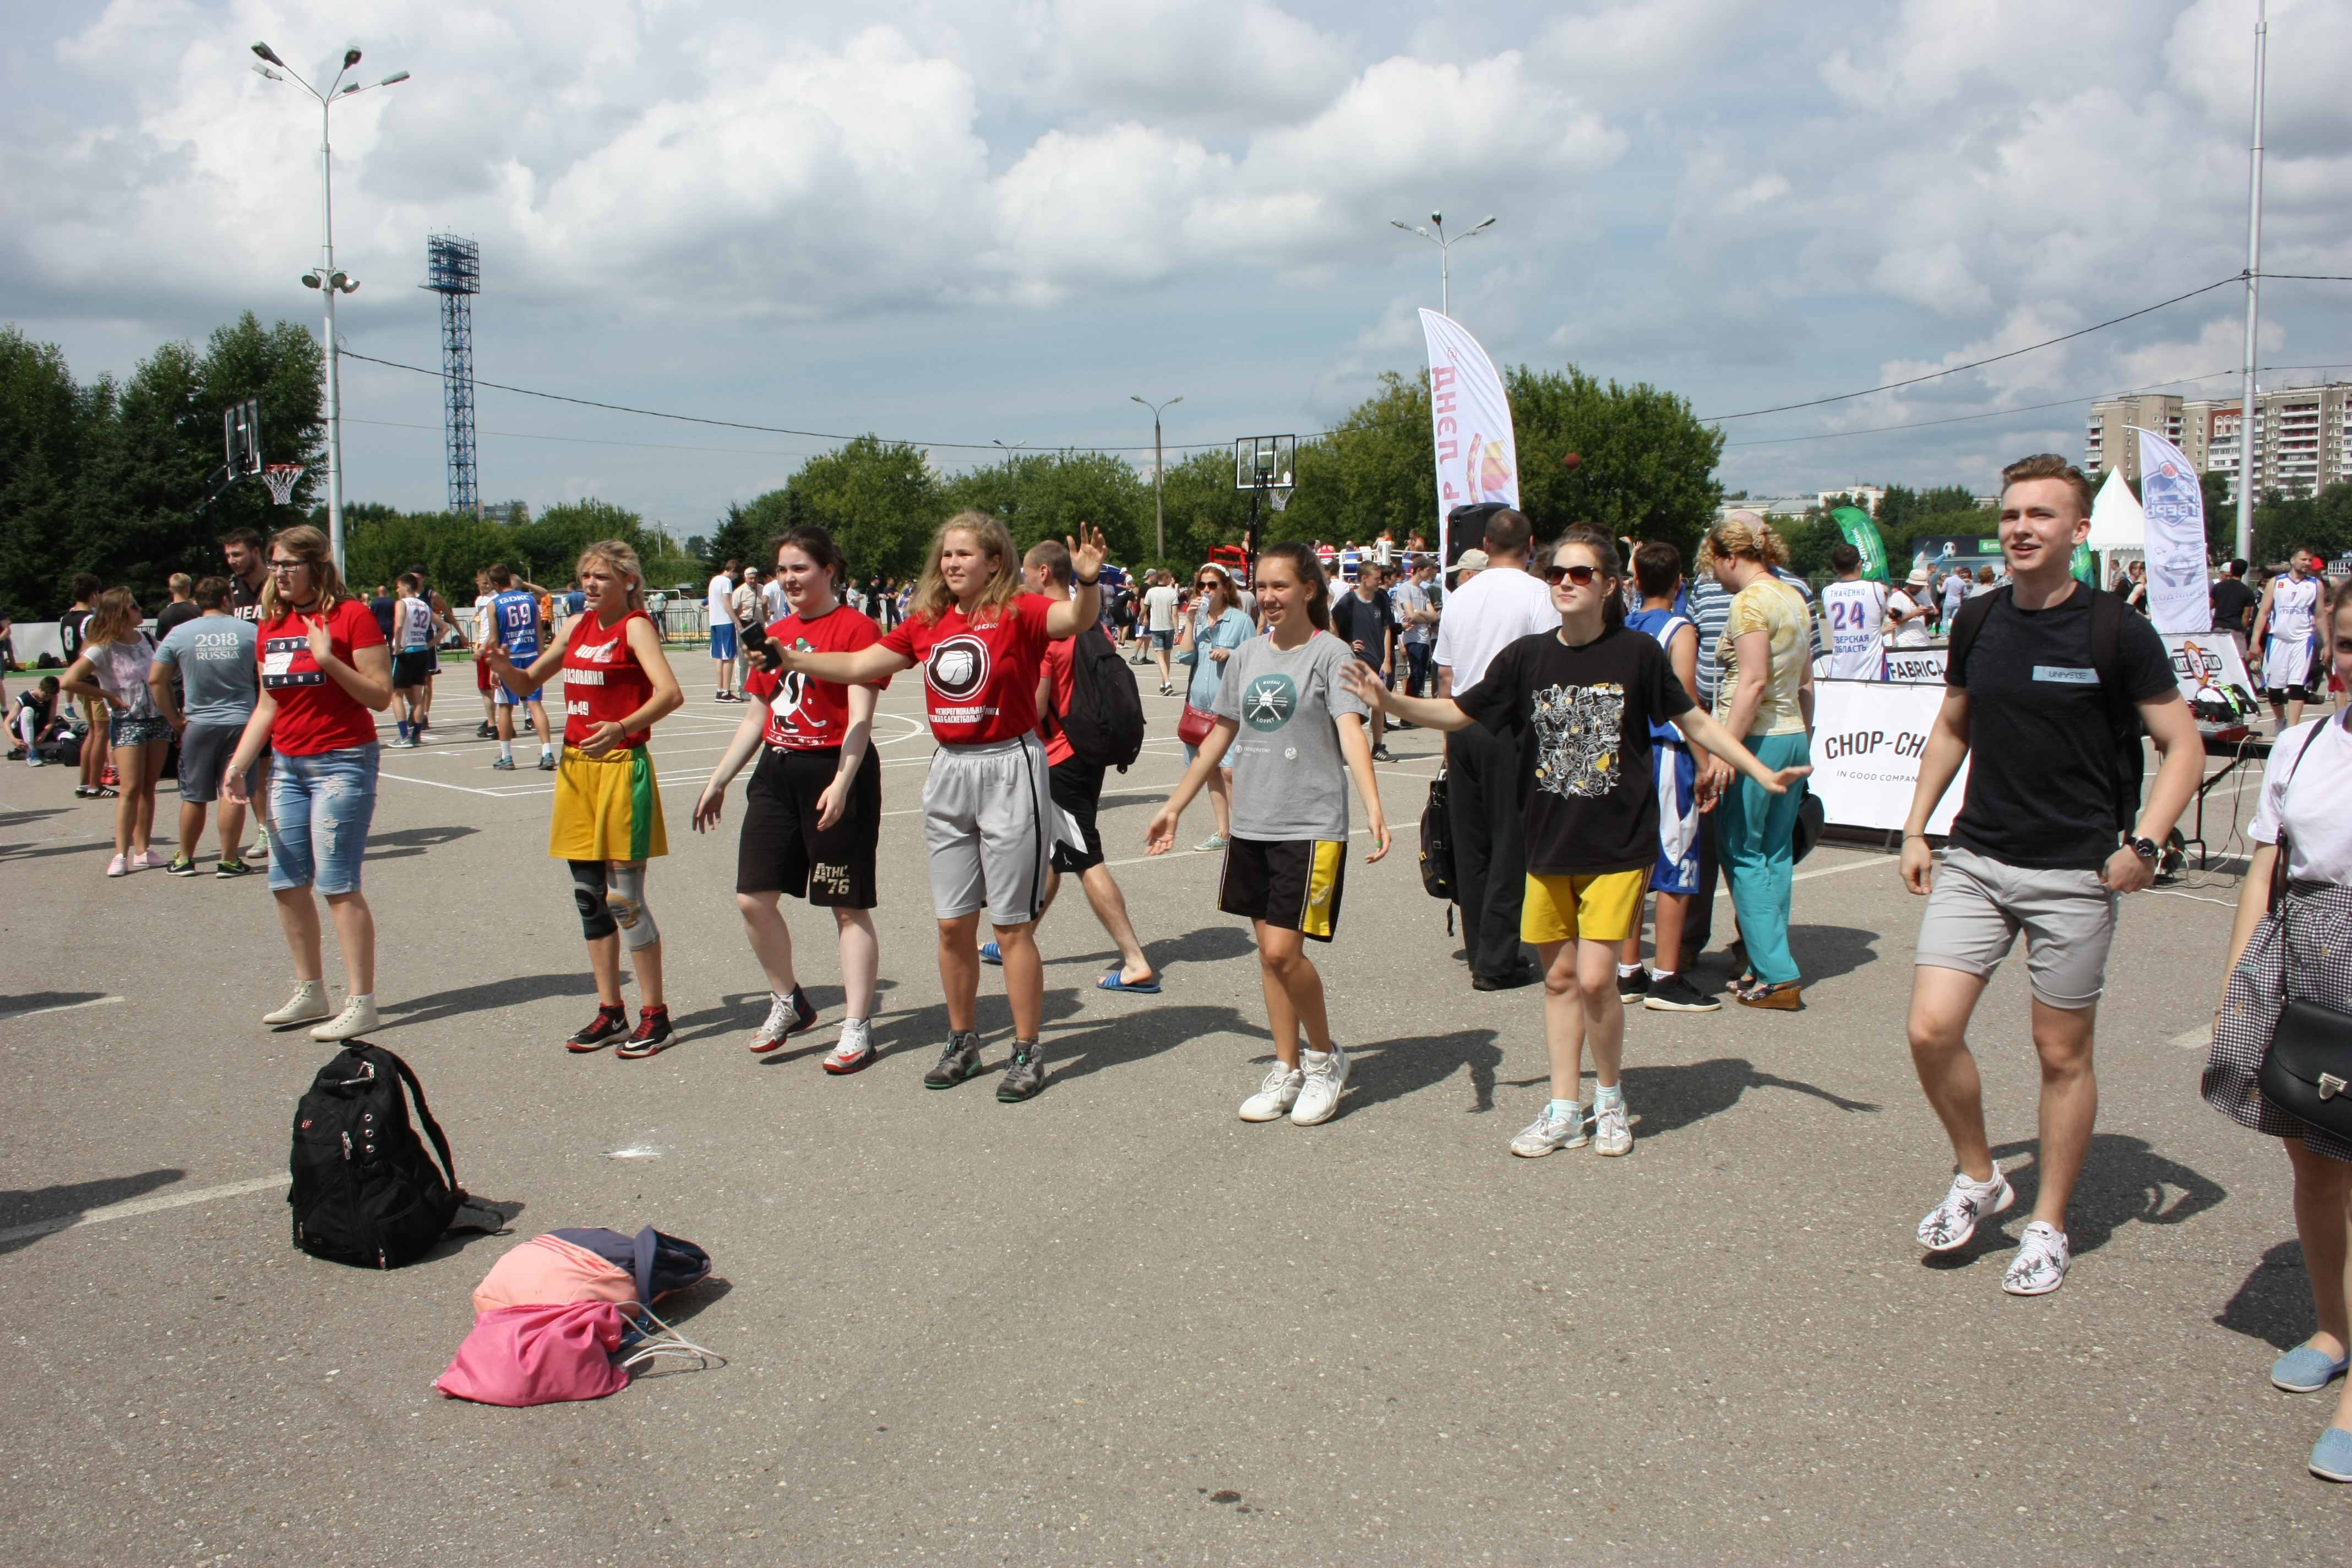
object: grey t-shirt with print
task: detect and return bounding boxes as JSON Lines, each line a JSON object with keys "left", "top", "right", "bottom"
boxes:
{"left": 1212, "top": 629, "right": 1368, "bottom": 842}
{"left": 153, "top": 613, "right": 259, "bottom": 726}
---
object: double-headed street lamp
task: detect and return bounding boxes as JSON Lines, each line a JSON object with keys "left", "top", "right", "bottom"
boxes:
{"left": 1389, "top": 211, "right": 1494, "bottom": 318}
{"left": 250, "top": 41, "right": 410, "bottom": 573}
{"left": 1131, "top": 395, "right": 1182, "bottom": 559}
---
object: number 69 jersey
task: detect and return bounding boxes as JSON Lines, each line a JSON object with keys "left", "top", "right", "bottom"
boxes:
{"left": 742, "top": 604, "right": 890, "bottom": 750}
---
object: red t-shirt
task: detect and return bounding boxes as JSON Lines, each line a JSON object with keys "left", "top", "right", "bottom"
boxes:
{"left": 257, "top": 598, "right": 385, "bottom": 756}
{"left": 742, "top": 604, "right": 889, "bottom": 750}
{"left": 880, "top": 592, "right": 1056, "bottom": 746}
{"left": 1038, "top": 619, "right": 1115, "bottom": 766}
{"left": 560, "top": 609, "right": 656, "bottom": 749}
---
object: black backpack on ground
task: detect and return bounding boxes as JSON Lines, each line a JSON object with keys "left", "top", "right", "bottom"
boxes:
{"left": 1059, "top": 619, "right": 1147, "bottom": 772}
{"left": 290, "top": 1042, "right": 464, "bottom": 1270}
{"left": 1946, "top": 584, "right": 2144, "bottom": 831}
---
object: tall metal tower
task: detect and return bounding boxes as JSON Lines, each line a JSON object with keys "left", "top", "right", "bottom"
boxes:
{"left": 423, "top": 234, "right": 481, "bottom": 516}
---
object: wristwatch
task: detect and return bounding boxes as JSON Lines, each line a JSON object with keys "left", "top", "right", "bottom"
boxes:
{"left": 2127, "top": 835, "right": 2159, "bottom": 862}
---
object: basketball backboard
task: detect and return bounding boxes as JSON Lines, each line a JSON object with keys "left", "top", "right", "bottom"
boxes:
{"left": 1233, "top": 435, "right": 1295, "bottom": 492}
{"left": 224, "top": 399, "right": 263, "bottom": 477}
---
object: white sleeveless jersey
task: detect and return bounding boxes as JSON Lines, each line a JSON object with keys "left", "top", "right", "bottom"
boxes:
{"left": 2269, "top": 575, "right": 2320, "bottom": 644}
{"left": 1819, "top": 578, "right": 1888, "bottom": 679}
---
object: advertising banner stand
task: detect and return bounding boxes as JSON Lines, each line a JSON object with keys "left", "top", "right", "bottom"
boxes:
{"left": 1809, "top": 681, "right": 1967, "bottom": 836}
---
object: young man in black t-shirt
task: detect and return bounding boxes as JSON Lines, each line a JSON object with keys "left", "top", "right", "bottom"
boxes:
{"left": 1331, "top": 562, "right": 1398, "bottom": 760}
{"left": 1900, "top": 454, "right": 2204, "bottom": 1297}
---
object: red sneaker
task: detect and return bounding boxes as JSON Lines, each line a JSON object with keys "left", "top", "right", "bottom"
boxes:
{"left": 616, "top": 1005, "right": 674, "bottom": 1059}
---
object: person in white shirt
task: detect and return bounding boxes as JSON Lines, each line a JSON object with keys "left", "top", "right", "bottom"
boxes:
{"left": 1142, "top": 572, "right": 1182, "bottom": 695}
{"left": 1819, "top": 543, "right": 1891, "bottom": 680}
{"left": 1432, "top": 511, "right": 1559, "bottom": 990}
{"left": 762, "top": 570, "right": 790, "bottom": 624}
{"left": 1939, "top": 563, "right": 1970, "bottom": 628}
{"left": 731, "top": 568, "right": 766, "bottom": 698}
{"left": 471, "top": 572, "right": 500, "bottom": 737}
{"left": 708, "top": 561, "right": 741, "bottom": 700}
{"left": 1887, "top": 567, "right": 1935, "bottom": 649}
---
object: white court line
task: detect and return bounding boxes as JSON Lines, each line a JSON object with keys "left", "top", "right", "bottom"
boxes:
{"left": 0, "top": 1174, "right": 283, "bottom": 1249}
{"left": 0, "top": 995, "right": 126, "bottom": 1023}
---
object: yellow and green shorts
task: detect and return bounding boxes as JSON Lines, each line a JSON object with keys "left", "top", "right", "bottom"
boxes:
{"left": 549, "top": 744, "right": 668, "bottom": 864}
{"left": 1522, "top": 867, "right": 1648, "bottom": 945}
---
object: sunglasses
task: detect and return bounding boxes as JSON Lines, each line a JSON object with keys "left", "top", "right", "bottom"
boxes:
{"left": 1542, "top": 563, "right": 1602, "bottom": 586}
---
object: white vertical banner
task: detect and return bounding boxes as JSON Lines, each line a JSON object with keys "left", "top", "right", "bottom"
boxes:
{"left": 1419, "top": 308, "right": 1519, "bottom": 565}
{"left": 2135, "top": 427, "right": 2211, "bottom": 634}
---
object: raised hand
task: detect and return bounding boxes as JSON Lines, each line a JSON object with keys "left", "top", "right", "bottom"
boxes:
{"left": 1337, "top": 661, "right": 1387, "bottom": 716}
{"left": 1067, "top": 522, "right": 1109, "bottom": 582}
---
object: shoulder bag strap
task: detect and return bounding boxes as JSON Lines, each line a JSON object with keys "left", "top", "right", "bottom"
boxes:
{"left": 2268, "top": 719, "right": 2333, "bottom": 1004}
{"left": 382, "top": 1048, "right": 461, "bottom": 1195}
{"left": 1943, "top": 584, "right": 2006, "bottom": 680}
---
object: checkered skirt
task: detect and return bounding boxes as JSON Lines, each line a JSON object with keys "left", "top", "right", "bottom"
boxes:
{"left": 2201, "top": 880, "right": 2352, "bottom": 1163}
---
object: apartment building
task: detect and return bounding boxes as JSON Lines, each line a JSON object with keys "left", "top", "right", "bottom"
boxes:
{"left": 2089, "top": 381, "right": 2351, "bottom": 500}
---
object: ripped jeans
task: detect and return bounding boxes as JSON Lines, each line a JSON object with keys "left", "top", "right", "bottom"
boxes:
{"left": 266, "top": 742, "right": 380, "bottom": 894}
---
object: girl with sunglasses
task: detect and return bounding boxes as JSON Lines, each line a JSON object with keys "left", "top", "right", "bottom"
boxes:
{"left": 222, "top": 525, "right": 395, "bottom": 1041}
{"left": 1172, "top": 564, "right": 1256, "bottom": 850}
{"left": 1346, "top": 528, "right": 1807, "bottom": 1161}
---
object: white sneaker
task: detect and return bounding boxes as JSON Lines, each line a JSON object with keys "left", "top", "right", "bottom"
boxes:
{"left": 248, "top": 837, "right": 269, "bottom": 862}
{"left": 2001, "top": 1221, "right": 2071, "bottom": 1297}
{"left": 309, "top": 994, "right": 379, "bottom": 1042}
{"left": 821, "top": 1020, "right": 875, "bottom": 1075}
{"left": 1239, "top": 1062, "right": 1305, "bottom": 1121}
{"left": 1591, "top": 1096, "right": 1634, "bottom": 1157}
{"left": 1509, "top": 1102, "right": 1588, "bottom": 1157}
{"left": 1290, "top": 1046, "right": 1348, "bottom": 1125}
{"left": 1917, "top": 1168, "right": 2015, "bottom": 1253}
{"left": 263, "top": 979, "right": 330, "bottom": 1028}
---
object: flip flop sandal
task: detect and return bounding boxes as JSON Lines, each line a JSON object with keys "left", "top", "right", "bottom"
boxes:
{"left": 1098, "top": 972, "right": 1162, "bottom": 994}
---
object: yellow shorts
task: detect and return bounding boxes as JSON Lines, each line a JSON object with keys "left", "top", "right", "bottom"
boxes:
{"left": 1522, "top": 868, "right": 1648, "bottom": 945}
{"left": 548, "top": 745, "right": 668, "bottom": 864}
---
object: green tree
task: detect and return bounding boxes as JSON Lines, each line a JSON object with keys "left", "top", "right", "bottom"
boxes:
{"left": 941, "top": 449, "right": 1151, "bottom": 563}
{"left": 1507, "top": 366, "right": 1724, "bottom": 560}
{"left": 2252, "top": 482, "right": 2352, "bottom": 568}
{"left": 782, "top": 435, "right": 944, "bottom": 581}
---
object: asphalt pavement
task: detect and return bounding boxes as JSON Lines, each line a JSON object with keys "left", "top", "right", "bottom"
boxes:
{"left": 1, "top": 655, "right": 2344, "bottom": 1566}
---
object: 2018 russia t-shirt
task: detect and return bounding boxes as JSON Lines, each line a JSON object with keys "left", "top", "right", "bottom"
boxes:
{"left": 256, "top": 598, "right": 385, "bottom": 756}
{"left": 880, "top": 593, "right": 1054, "bottom": 745}
{"left": 743, "top": 604, "right": 889, "bottom": 750}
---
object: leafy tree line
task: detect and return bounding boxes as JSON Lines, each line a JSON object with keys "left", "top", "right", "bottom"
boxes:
{"left": 339, "top": 498, "right": 701, "bottom": 600}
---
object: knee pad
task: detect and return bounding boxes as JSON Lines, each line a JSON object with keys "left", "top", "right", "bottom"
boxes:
{"left": 570, "top": 859, "right": 617, "bottom": 940}
{"left": 607, "top": 863, "right": 660, "bottom": 951}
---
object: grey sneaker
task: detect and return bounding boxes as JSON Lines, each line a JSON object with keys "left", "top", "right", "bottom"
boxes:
{"left": 1509, "top": 1101, "right": 1588, "bottom": 1157}
{"left": 1239, "top": 1063, "right": 1304, "bottom": 1121}
{"left": 923, "top": 1030, "right": 984, "bottom": 1089}
{"left": 1917, "top": 1168, "right": 2016, "bottom": 1253}
{"left": 263, "top": 979, "right": 330, "bottom": 1028}
{"left": 1592, "top": 1096, "right": 1634, "bottom": 1157}
{"left": 2001, "top": 1221, "right": 2071, "bottom": 1297}
{"left": 996, "top": 1039, "right": 1046, "bottom": 1102}
{"left": 1290, "top": 1044, "right": 1349, "bottom": 1125}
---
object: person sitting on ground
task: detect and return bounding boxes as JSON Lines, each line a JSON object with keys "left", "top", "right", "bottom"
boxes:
{"left": 13, "top": 675, "right": 67, "bottom": 765}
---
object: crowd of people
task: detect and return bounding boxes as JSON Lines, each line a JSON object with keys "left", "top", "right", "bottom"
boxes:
{"left": 10, "top": 455, "right": 2351, "bottom": 1479}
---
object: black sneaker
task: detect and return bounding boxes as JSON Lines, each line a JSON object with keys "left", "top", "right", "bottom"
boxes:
{"left": 997, "top": 1040, "right": 1047, "bottom": 1102}
{"left": 1371, "top": 744, "right": 1395, "bottom": 762}
{"left": 214, "top": 857, "right": 254, "bottom": 879}
{"left": 616, "top": 1005, "right": 674, "bottom": 1058}
{"left": 165, "top": 856, "right": 202, "bottom": 878}
{"left": 475, "top": 721, "right": 496, "bottom": 738}
{"left": 1643, "top": 973, "right": 1723, "bottom": 1012}
{"left": 567, "top": 1003, "right": 630, "bottom": 1053}
{"left": 1471, "top": 962, "right": 1541, "bottom": 992}
{"left": 923, "top": 1030, "right": 984, "bottom": 1088}
{"left": 1616, "top": 967, "right": 1651, "bottom": 1003}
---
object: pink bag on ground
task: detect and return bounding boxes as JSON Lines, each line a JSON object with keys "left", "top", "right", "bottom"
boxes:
{"left": 434, "top": 1301, "right": 629, "bottom": 1407}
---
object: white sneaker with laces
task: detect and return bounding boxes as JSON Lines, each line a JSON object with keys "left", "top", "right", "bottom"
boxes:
{"left": 1509, "top": 1102, "right": 1588, "bottom": 1157}
{"left": 263, "top": 979, "right": 330, "bottom": 1027}
{"left": 309, "top": 994, "right": 379, "bottom": 1042}
{"left": 1290, "top": 1046, "right": 1349, "bottom": 1125}
{"left": 1917, "top": 1168, "right": 2015, "bottom": 1253}
{"left": 822, "top": 1020, "right": 874, "bottom": 1074}
{"left": 1239, "top": 1063, "right": 1305, "bottom": 1121}
{"left": 1592, "top": 1096, "right": 1634, "bottom": 1157}
{"left": 750, "top": 993, "right": 800, "bottom": 1050}
{"left": 2001, "top": 1221, "right": 2071, "bottom": 1296}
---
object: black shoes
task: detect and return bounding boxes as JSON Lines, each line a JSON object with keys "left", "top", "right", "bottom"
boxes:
{"left": 1617, "top": 967, "right": 1652, "bottom": 1003}
{"left": 924, "top": 1030, "right": 984, "bottom": 1088}
{"left": 616, "top": 1005, "right": 674, "bottom": 1058}
{"left": 1472, "top": 961, "right": 1542, "bottom": 992}
{"left": 567, "top": 1002, "right": 630, "bottom": 1053}
{"left": 997, "top": 1041, "right": 1046, "bottom": 1102}
{"left": 1371, "top": 744, "right": 1395, "bottom": 762}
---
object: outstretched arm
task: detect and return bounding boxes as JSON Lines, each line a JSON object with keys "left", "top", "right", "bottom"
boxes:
{"left": 1669, "top": 706, "right": 1811, "bottom": 796}
{"left": 1044, "top": 525, "right": 1109, "bottom": 638}
{"left": 783, "top": 641, "right": 915, "bottom": 686}
{"left": 1144, "top": 717, "right": 1240, "bottom": 852}
{"left": 1338, "top": 661, "right": 1473, "bottom": 730}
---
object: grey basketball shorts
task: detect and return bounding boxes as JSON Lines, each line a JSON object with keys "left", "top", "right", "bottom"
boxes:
{"left": 1914, "top": 845, "right": 2120, "bottom": 1009}
{"left": 922, "top": 733, "right": 1053, "bottom": 927}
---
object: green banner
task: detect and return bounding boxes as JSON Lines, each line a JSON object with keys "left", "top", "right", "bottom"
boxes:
{"left": 1829, "top": 506, "right": 1891, "bottom": 582}
{"left": 2070, "top": 541, "right": 2095, "bottom": 586}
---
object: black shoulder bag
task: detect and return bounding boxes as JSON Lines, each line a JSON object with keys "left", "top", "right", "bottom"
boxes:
{"left": 2255, "top": 718, "right": 2352, "bottom": 1142}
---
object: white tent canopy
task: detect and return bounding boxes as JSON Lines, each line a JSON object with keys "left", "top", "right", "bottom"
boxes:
{"left": 2085, "top": 467, "right": 2145, "bottom": 587}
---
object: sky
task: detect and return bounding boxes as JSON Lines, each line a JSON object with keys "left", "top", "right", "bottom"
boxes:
{"left": 4, "top": 0, "right": 2349, "bottom": 539}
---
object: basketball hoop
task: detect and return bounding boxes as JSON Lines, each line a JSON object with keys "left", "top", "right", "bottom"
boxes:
{"left": 261, "top": 464, "right": 305, "bottom": 507}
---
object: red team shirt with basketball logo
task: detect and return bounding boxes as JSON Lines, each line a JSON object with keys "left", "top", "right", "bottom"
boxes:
{"left": 255, "top": 597, "right": 386, "bottom": 755}
{"left": 559, "top": 609, "right": 656, "bottom": 749}
{"left": 880, "top": 592, "right": 1055, "bottom": 745}
{"left": 743, "top": 605, "right": 889, "bottom": 750}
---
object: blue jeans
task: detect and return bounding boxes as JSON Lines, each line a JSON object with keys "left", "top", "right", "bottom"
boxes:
{"left": 1716, "top": 731, "right": 1811, "bottom": 986}
{"left": 267, "top": 743, "right": 379, "bottom": 894}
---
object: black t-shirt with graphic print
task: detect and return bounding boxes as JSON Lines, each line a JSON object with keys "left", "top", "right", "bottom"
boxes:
{"left": 1454, "top": 623, "right": 1696, "bottom": 876}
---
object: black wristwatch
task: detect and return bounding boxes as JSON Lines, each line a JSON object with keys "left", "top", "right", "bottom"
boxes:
{"left": 2127, "top": 835, "right": 2159, "bottom": 862}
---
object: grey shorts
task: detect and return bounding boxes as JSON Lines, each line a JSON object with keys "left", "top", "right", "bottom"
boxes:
{"left": 1915, "top": 845, "right": 2119, "bottom": 1009}
{"left": 922, "top": 733, "right": 1053, "bottom": 927}
{"left": 177, "top": 720, "right": 260, "bottom": 805}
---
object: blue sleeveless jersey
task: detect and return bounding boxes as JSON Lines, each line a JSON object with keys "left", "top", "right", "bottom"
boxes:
{"left": 491, "top": 589, "right": 542, "bottom": 662}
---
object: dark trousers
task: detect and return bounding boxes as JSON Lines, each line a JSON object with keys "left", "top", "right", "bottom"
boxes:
{"left": 1446, "top": 721, "right": 1528, "bottom": 981}
{"left": 1680, "top": 809, "right": 1722, "bottom": 972}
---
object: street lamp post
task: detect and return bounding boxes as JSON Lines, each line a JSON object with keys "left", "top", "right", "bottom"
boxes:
{"left": 1130, "top": 395, "right": 1182, "bottom": 560}
{"left": 2234, "top": 0, "right": 2268, "bottom": 560}
{"left": 249, "top": 41, "right": 410, "bottom": 575}
{"left": 1390, "top": 213, "right": 1495, "bottom": 318}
